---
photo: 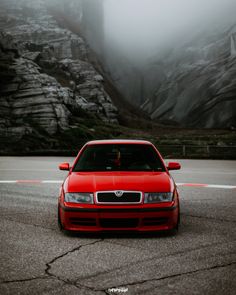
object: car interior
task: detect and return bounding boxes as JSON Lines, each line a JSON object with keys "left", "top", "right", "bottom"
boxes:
{"left": 73, "top": 144, "right": 165, "bottom": 172}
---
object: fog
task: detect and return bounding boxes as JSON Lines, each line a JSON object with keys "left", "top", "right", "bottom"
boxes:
{"left": 104, "top": 0, "right": 236, "bottom": 62}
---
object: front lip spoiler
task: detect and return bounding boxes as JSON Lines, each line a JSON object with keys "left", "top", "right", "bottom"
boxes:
{"left": 60, "top": 205, "right": 177, "bottom": 213}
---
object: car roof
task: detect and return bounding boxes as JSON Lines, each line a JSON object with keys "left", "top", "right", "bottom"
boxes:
{"left": 86, "top": 139, "right": 153, "bottom": 145}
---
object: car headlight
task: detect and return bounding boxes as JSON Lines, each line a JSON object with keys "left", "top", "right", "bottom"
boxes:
{"left": 144, "top": 192, "right": 173, "bottom": 203}
{"left": 64, "top": 193, "right": 94, "bottom": 204}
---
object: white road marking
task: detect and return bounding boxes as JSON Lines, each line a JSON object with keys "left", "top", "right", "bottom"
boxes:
{"left": 41, "top": 180, "right": 63, "bottom": 184}
{"left": 0, "top": 180, "right": 63, "bottom": 183}
{"left": 0, "top": 180, "right": 235, "bottom": 189}
{"left": 177, "top": 183, "right": 236, "bottom": 189}
{"left": 0, "top": 169, "right": 55, "bottom": 171}
{"left": 0, "top": 180, "right": 18, "bottom": 183}
{"left": 202, "top": 184, "right": 236, "bottom": 189}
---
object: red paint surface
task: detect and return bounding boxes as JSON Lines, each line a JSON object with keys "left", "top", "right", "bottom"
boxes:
{"left": 58, "top": 140, "right": 180, "bottom": 232}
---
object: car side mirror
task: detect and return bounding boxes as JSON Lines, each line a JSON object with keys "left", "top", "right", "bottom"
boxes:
{"left": 167, "top": 162, "right": 181, "bottom": 170}
{"left": 59, "top": 162, "right": 70, "bottom": 171}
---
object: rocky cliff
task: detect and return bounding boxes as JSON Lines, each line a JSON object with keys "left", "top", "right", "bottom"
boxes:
{"left": 0, "top": 0, "right": 118, "bottom": 152}
{"left": 141, "top": 23, "right": 236, "bottom": 128}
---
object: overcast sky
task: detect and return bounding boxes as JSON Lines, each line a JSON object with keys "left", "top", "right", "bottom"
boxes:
{"left": 104, "top": 0, "right": 236, "bottom": 61}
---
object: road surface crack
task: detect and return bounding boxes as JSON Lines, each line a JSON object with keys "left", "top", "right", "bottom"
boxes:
{"left": 105, "top": 261, "right": 236, "bottom": 292}
{"left": 0, "top": 239, "right": 105, "bottom": 294}
{"left": 3, "top": 217, "right": 57, "bottom": 231}
{"left": 182, "top": 213, "right": 236, "bottom": 223}
{"left": 0, "top": 276, "right": 47, "bottom": 285}
{"left": 74, "top": 240, "right": 234, "bottom": 284}
{"left": 45, "top": 239, "right": 104, "bottom": 292}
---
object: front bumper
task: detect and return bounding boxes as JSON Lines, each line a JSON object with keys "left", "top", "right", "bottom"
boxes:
{"left": 59, "top": 203, "right": 179, "bottom": 232}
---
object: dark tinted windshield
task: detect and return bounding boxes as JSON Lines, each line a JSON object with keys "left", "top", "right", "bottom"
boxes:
{"left": 73, "top": 144, "right": 165, "bottom": 172}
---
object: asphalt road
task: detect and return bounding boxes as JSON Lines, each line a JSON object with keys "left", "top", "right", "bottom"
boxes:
{"left": 0, "top": 157, "right": 235, "bottom": 295}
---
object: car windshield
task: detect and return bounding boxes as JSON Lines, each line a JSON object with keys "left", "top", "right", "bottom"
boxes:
{"left": 73, "top": 144, "right": 165, "bottom": 172}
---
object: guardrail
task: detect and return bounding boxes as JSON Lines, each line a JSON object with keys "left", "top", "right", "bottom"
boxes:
{"left": 157, "top": 145, "right": 236, "bottom": 159}
{"left": 0, "top": 145, "right": 235, "bottom": 159}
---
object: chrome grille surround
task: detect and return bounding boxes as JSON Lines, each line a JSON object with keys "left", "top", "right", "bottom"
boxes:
{"left": 95, "top": 191, "right": 142, "bottom": 204}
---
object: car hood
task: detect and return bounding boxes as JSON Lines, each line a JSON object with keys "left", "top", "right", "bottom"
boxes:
{"left": 65, "top": 172, "right": 174, "bottom": 193}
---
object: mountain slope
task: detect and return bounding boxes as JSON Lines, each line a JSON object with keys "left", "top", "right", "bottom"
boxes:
{"left": 141, "top": 24, "right": 236, "bottom": 128}
{"left": 0, "top": 0, "right": 118, "bottom": 152}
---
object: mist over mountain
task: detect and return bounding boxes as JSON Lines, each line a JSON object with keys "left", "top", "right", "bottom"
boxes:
{"left": 102, "top": 0, "right": 236, "bottom": 128}
{"left": 0, "top": 0, "right": 236, "bottom": 154}
{"left": 141, "top": 23, "right": 236, "bottom": 128}
{"left": 104, "top": 0, "right": 236, "bottom": 62}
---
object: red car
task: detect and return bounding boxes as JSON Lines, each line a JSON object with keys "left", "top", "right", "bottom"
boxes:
{"left": 58, "top": 140, "right": 181, "bottom": 233}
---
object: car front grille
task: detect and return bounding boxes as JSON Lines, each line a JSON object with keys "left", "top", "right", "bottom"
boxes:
{"left": 142, "top": 217, "right": 168, "bottom": 226}
{"left": 100, "top": 218, "right": 139, "bottom": 228}
{"left": 69, "top": 218, "right": 96, "bottom": 226}
{"left": 96, "top": 191, "right": 142, "bottom": 204}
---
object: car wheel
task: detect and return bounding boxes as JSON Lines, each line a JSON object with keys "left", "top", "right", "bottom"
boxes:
{"left": 175, "top": 206, "right": 180, "bottom": 230}
{"left": 57, "top": 206, "right": 64, "bottom": 231}
{"left": 168, "top": 205, "right": 180, "bottom": 236}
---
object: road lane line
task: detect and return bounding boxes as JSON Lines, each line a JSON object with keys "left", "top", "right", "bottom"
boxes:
{"left": 17, "top": 180, "right": 42, "bottom": 183}
{"left": 0, "top": 180, "right": 235, "bottom": 189}
{"left": 42, "top": 180, "right": 63, "bottom": 184}
{"left": 0, "top": 180, "right": 63, "bottom": 183}
{"left": 0, "top": 169, "right": 55, "bottom": 171}
{"left": 177, "top": 183, "right": 208, "bottom": 187}
{"left": 201, "top": 184, "right": 236, "bottom": 189}
{"left": 177, "top": 183, "right": 236, "bottom": 189}
{"left": 0, "top": 180, "right": 17, "bottom": 183}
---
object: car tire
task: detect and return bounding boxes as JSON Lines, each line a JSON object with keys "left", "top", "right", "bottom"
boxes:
{"left": 57, "top": 206, "right": 64, "bottom": 231}
{"left": 175, "top": 206, "right": 180, "bottom": 230}
{"left": 168, "top": 205, "right": 180, "bottom": 236}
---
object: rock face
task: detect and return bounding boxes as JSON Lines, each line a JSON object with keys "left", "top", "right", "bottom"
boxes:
{"left": 72, "top": 0, "right": 234, "bottom": 129}
{"left": 0, "top": 0, "right": 118, "bottom": 150}
{"left": 141, "top": 24, "right": 236, "bottom": 128}
{"left": 102, "top": 20, "right": 236, "bottom": 129}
